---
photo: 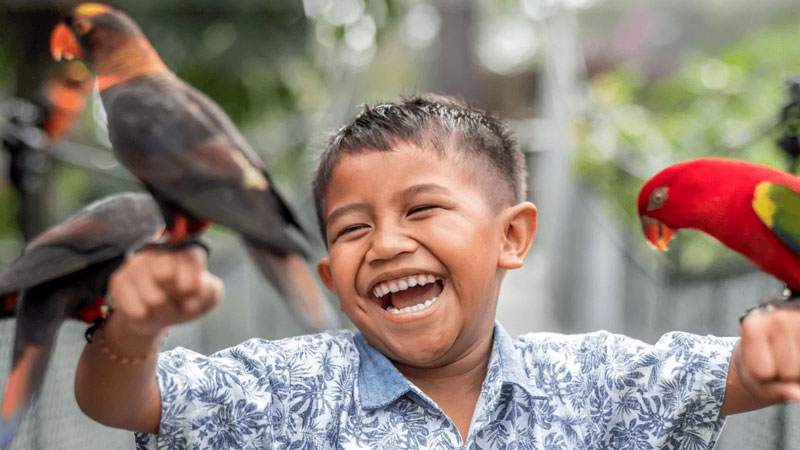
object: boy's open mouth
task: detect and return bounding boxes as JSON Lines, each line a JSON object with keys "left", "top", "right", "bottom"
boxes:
{"left": 371, "top": 274, "right": 444, "bottom": 315}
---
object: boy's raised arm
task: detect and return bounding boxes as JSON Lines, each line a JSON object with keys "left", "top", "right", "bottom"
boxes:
{"left": 74, "top": 247, "right": 223, "bottom": 434}
{"left": 720, "top": 308, "right": 800, "bottom": 416}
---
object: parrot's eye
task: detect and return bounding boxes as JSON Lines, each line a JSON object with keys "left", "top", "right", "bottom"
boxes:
{"left": 75, "top": 18, "right": 92, "bottom": 35}
{"left": 647, "top": 186, "right": 668, "bottom": 211}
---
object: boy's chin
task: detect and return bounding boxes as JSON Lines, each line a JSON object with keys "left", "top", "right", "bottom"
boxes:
{"left": 363, "top": 322, "right": 462, "bottom": 366}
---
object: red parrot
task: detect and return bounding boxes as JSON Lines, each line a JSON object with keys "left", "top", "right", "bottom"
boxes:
{"left": 49, "top": 3, "right": 339, "bottom": 332}
{"left": 638, "top": 157, "right": 800, "bottom": 294}
{"left": 0, "top": 192, "right": 163, "bottom": 446}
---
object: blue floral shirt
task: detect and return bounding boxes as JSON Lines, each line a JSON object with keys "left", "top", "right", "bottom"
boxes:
{"left": 135, "top": 323, "right": 736, "bottom": 449}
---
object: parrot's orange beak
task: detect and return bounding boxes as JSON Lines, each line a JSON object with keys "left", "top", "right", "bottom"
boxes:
{"left": 50, "top": 23, "right": 83, "bottom": 62}
{"left": 641, "top": 216, "right": 676, "bottom": 251}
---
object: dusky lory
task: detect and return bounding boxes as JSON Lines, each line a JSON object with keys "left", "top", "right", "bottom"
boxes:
{"left": 638, "top": 157, "right": 800, "bottom": 294}
{"left": 49, "top": 3, "right": 339, "bottom": 332}
{"left": 0, "top": 192, "right": 163, "bottom": 446}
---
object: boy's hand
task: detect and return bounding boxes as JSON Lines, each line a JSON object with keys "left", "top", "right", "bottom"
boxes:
{"left": 107, "top": 246, "right": 224, "bottom": 338}
{"left": 728, "top": 308, "right": 800, "bottom": 413}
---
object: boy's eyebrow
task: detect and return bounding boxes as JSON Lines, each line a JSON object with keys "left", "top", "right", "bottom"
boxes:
{"left": 325, "top": 184, "right": 451, "bottom": 225}
{"left": 325, "top": 203, "right": 370, "bottom": 226}
{"left": 398, "top": 183, "right": 452, "bottom": 200}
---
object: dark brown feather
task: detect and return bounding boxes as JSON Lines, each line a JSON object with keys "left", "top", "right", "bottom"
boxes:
{"left": 101, "top": 74, "right": 306, "bottom": 255}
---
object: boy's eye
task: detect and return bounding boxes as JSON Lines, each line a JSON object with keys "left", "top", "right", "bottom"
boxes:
{"left": 408, "top": 205, "right": 436, "bottom": 215}
{"left": 335, "top": 224, "right": 367, "bottom": 239}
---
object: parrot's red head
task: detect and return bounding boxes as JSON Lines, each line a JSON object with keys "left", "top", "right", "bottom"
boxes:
{"left": 639, "top": 186, "right": 676, "bottom": 250}
{"left": 637, "top": 157, "right": 773, "bottom": 252}
{"left": 637, "top": 177, "right": 677, "bottom": 251}
{"left": 637, "top": 158, "right": 731, "bottom": 251}
{"left": 50, "top": 3, "right": 167, "bottom": 91}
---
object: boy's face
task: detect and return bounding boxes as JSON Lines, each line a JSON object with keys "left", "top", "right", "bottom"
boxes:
{"left": 317, "top": 142, "right": 533, "bottom": 368}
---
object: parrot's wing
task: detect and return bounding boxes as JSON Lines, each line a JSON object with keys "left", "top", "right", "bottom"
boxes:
{"left": 136, "top": 135, "right": 307, "bottom": 256}
{"left": 104, "top": 76, "right": 307, "bottom": 255}
{"left": 0, "top": 220, "right": 114, "bottom": 295}
{"left": 0, "top": 193, "right": 163, "bottom": 294}
{"left": 753, "top": 181, "right": 800, "bottom": 256}
{"left": 178, "top": 81, "right": 307, "bottom": 236}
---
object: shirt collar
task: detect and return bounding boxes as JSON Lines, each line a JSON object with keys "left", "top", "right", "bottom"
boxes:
{"left": 353, "top": 332, "right": 413, "bottom": 410}
{"left": 491, "top": 322, "right": 545, "bottom": 399}
{"left": 354, "top": 322, "right": 544, "bottom": 411}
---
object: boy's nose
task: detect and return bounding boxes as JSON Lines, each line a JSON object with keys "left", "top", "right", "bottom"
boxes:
{"left": 366, "top": 229, "right": 417, "bottom": 263}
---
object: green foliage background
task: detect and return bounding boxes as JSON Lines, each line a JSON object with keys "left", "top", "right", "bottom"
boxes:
{"left": 574, "top": 18, "right": 800, "bottom": 276}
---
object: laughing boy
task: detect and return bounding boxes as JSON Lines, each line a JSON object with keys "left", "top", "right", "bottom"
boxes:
{"left": 75, "top": 95, "right": 800, "bottom": 449}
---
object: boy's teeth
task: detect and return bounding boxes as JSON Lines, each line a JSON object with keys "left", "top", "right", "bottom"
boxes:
{"left": 387, "top": 297, "right": 438, "bottom": 315}
{"left": 373, "top": 274, "right": 441, "bottom": 298}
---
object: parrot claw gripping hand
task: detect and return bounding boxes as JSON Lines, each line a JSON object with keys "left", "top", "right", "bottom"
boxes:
{"left": 739, "top": 295, "right": 800, "bottom": 324}
{"left": 0, "top": 193, "right": 163, "bottom": 447}
{"left": 51, "top": 3, "right": 339, "bottom": 332}
{"left": 137, "top": 234, "right": 211, "bottom": 256}
{"left": 638, "top": 157, "right": 800, "bottom": 298}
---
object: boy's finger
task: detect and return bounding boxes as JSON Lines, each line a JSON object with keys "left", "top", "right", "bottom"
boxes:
{"left": 133, "top": 268, "right": 170, "bottom": 311}
{"left": 173, "top": 255, "right": 202, "bottom": 298}
{"left": 740, "top": 315, "right": 776, "bottom": 380}
{"left": 757, "top": 381, "right": 800, "bottom": 404}
{"left": 177, "top": 273, "right": 223, "bottom": 318}
{"left": 109, "top": 275, "right": 149, "bottom": 322}
{"left": 148, "top": 251, "right": 177, "bottom": 288}
{"left": 770, "top": 321, "right": 800, "bottom": 380}
{"left": 181, "top": 245, "right": 208, "bottom": 268}
{"left": 206, "top": 273, "right": 224, "bottom": 304}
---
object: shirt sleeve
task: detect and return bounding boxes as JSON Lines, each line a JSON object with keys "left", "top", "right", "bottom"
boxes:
{"left": 134, "top": 338, "right": 289, "bottom": 450}
{"left": 598, "top": 332, "right": 737, "bottom": 449}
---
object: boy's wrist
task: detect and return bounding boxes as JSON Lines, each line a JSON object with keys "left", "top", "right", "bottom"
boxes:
{"left": 100, "top": 312, "right": 169, "bottom": 357}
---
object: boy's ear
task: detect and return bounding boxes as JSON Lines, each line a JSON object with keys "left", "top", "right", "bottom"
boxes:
{"left": 316, "top": 258, "right": 336, "bottom": 293}
{"left": 498, "top": 202, "right": 537, "bottom": 269}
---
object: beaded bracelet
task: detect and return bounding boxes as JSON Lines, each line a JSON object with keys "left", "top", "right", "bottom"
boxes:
{"left": 95, "top": 327, "right": 150, "bottom": 365}
{"left": 85, "top": 307, "right": 167, "bottom": 364}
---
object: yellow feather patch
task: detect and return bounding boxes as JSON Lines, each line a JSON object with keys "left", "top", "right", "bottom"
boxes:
{"left": 75, "top": 3, "right": 112, "bottom": 17}
{"left": 231, "top": 152, "right": 268, "bottom": 190}
{"left": 752, "top": 181, "right": 776, "bottom": 228}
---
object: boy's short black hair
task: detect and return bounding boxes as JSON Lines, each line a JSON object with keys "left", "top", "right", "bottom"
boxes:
{"left": 312, "top": 93, "right": 527, "bottom": 240}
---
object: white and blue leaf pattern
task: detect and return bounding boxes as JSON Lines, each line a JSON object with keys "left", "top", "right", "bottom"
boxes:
{"left": 135, "top": 324, "right": 735, "bottom": 449}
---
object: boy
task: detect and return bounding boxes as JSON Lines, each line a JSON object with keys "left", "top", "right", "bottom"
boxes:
{"left": 75, "top": 95, "right": 800, "bottom": 449}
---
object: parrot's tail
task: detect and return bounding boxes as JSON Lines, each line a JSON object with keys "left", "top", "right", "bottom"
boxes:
{"left": 243, "top": 238, "right": 340, "bottom": 332}
{"left": 0, "top": 344, "right": 51, "bottom": 447}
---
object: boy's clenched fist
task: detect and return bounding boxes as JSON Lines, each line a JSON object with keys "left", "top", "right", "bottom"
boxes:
{"left": 108, "top": 246, "right": 224, "bottom": 338}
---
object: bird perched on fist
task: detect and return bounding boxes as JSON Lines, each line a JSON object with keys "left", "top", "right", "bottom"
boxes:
{"left": 0, "top": 193, "right": 163, "bottom": 446}
{"left": 50, "top": 3, "right": 339, "bottom": 332}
